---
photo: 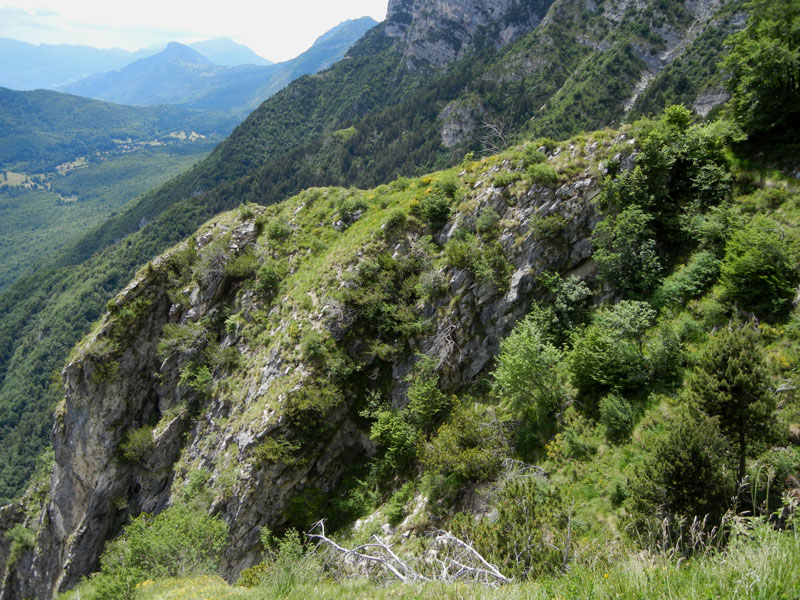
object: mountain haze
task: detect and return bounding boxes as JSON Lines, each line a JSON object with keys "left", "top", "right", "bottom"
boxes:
{"left": 61, "top": 18, "right": 378, "bottom": 114}
{"left": 0, "top": 38, "right": 156, "bottom": 90}
{"left": 189, "top": 38, "right": 273, "bottom": 66}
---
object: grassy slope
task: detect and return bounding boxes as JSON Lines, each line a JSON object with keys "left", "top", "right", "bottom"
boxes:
{"left": 102, "top": 521, "right": 800, "bottom": 600}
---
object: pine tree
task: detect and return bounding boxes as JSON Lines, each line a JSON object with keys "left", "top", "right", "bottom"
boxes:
{"left": 687, "top": 322, "right": 775, "bottom": 485}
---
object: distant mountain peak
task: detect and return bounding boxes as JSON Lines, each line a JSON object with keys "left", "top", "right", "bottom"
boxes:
{"left": 189, "top": 37, "right": 273, "bottom": 66}
{"left": 159, "top": 41, "right": 215, "bottom": 65}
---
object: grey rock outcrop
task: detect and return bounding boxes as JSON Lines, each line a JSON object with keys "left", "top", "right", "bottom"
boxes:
{"left": 385, "top": 0, "right": 551, "bottom": 68}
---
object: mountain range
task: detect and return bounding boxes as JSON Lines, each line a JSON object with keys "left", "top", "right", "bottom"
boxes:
{"left": 0, "top": 37, "right": 273, "bottom": 92}
{"left": 60, "top": 18, "right": 378, "bottom": 114}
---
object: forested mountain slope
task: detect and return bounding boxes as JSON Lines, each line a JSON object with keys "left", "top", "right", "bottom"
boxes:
{"left": 0, "top": 0, "right": 747, "bottom": 512}
{"left": 1, "top": 0, "right": 799, "bottom": 598}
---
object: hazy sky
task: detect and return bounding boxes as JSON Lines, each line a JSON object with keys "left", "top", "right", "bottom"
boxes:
{"left": 0, "top": 1, "right": 389, "bottom": 62}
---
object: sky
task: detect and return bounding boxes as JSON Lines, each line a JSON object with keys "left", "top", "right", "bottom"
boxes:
{"left": 0, "top": 0, "right": 389, "bottom": 62}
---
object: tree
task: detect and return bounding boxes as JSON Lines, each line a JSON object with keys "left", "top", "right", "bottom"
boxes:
{"left": 592, "top": 205, "right": 662, "bottom": 298}
{"left": 688, "top": 322, "right": 775, "bottom": 484}
{"left": 493, "top": 312, "right": 565, "bottom": 426}
{"left": 629, "top": 408, "right": 733, "bottom": 540}
{"left": 721, "top": 0, "right": 800, "bottom": 135}
{"left": 568, "top": 301, "right": 656, "bottom": 403}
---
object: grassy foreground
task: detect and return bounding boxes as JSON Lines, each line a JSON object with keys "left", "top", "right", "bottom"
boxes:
{"left": 117, "top": 520, "right": 799, "bottom": 600}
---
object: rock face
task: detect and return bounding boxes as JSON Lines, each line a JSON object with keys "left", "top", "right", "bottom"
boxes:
{"left": 384, "top": 0, "right": 552, "bottom": 68}
{"left": 0, "top": 132, "right": 624, "bottom": 599}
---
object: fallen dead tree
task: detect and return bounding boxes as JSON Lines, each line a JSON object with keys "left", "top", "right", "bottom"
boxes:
{"left": 307, "top": 520, "right": 512, "bottom": 586}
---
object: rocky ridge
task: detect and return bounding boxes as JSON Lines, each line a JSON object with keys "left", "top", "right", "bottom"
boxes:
{"left": 0, "top": 131, "right": 631, "bottom": 599}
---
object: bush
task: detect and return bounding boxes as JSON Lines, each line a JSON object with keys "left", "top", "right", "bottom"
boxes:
{"left": 526, "top": 163, "right": 559, "bottom": 185}
{"left": 719, "top": 216, "right": 799, "bottom": 320}
{"left": 522, "top": 145, "right": 547, "bottom": 168}
{"left": 433, "top": 174, "right": 460, "bottom": 198}
{"left": 4, "top": 524, "right": 35, "bottom": 568}
{"left": 450, "top": 475, "right": 562, "bottom": 579}
{"left": 252, "top": 437, "right": 301, "bottom": 467}
{"left": 416, "top": 269, "right": 448, "bottom": 301}
{"left": 119, "top": 426, "right": 154, "bottom": 464}
{"left": 422, "top": 403, "right": 509, "bottom": 490}
{"left": 653, "top": 251, "right": 720, "bottom": 308}
{"left": 475, "top": 207, "right": 501, "bottom": 236}
{"left": 383, "top": 209, "right": 407, "bottom": 231}
{"left": 599, "top": 393, "right": 634, "bottom": 443}
{"left": 593, "top": 205, "right": 662, "bottom": 298}
{"left": 84, "top": 504, "right": 228, "bottom": 599}
{"left": 419, "top": 192, "right": 451, "bottom": 230}
{"left": 178, "top": 363, "right": 213, "bottom": 398}
{"left": 224, "top": 250, "right": 259, "bottom": 279}
{"left": 265, "top": 217, "right": 291, "bottom": 240}
{"left": 493, "top": 312, "right": 565, "bottom": 429}
{"left": 256, "top": 260, "right": 285, "bottom": 299}
{"left": 493, "top": 171, "right": 522, "bottom": 187}
{"left": 238, "top": 528, "right": 321, "bottom": 594}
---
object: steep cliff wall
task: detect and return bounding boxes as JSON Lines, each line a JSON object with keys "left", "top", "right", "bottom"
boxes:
{"left": 1, "top": 131, "right": 632, "bottom": 599}
{"left": 384, "top": 0, "right": 553, "bottom": 68}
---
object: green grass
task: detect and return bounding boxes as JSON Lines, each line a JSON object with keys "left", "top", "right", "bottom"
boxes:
{"left": 121, "top": 521, "right": 800, "bottom": 600}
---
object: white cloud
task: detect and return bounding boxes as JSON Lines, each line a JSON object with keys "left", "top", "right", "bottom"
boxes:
{"left": 0, "top": 1, "right": 388, "bottom": 61}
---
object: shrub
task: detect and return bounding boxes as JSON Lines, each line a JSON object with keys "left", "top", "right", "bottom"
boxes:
{"left": 4, "top": 524, "right": 35, "bottom": 568}
{"left": 237, "top": 528, "right": 321, "bottom": 593}
{"left": 300, "top": 331, "right": 327, "bottom": 363}
{"left": 433, "top": 174, "right": 460, "bottom": 198}
{"left": 85, "top": 504, "right": 228, "bottom": 599}
{"left": 252, "top": 437, "right": 301, "bottom": 467}
{"left": 593, "top": 205, "right": 662, "bottom": 298}
{"left": 383, "top": 209, "right": 407, "bottom": 231}
{"left": 157, "top": 322, "right": 208, "bottom": 361}
{"left": 265, "top": 217, "right": 291, "bottom": 240}
{"left": 385, "top": 482, "right": 415, "bottom": 526}
{"left": 629, "top": 408, "right": 733, "bottom": 545}
{"left": 599, "top": 393, "right": 634, "bottom": 443}
{"left": 422, "top": 403, "right": 509, "bottom": 490}
{"left": 416, "top": 269, "right": 448, "bottom": 301}
{"left": 224, "top": 250, "right": 259, "bottom": 279}
{"left": 119, "top": 426, "right": 155, "bottom": 464}
{"left": 419, "top": 192, "right": 451, "bottom": 230}
{"left": 522, "top": 145, "right": 547, "bottom": 168}
{"left": 493, "top": 312, "right": 565, "bottom": 428}
{"left": 475, "top": 207, "right": 501, "bottom": 236}
{"left": 526, "top": 163, "right": 559, "bottom": 185}
{"left": 719, "top": 216, "right": 799, "bottom": 320}
{"left": 450, "top": 475, "right": 562, "bottom": 579}
{"left": 178, "top": 363, "right": 213, "bottom": 398}
{"left": 493, "top": 171, "right": 522, "bottom": 187}
{"left": 256, "top": 260, "right": 285, "bottom": 299}
{"left": 443, "top": 233, "right": 480, "bottom": 270}
{"left": 653, "top": 251, "right": 720, "bottom": 308}
{"left": 529, "top": 213, "right": 567, "bottom": 240}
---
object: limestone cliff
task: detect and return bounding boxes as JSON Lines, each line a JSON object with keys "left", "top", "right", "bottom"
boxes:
{"left": 384, "top": 0, "right": 553, "bottom": 68}
{"left": 1, "top": 131, "right": 632, "bottom": 599}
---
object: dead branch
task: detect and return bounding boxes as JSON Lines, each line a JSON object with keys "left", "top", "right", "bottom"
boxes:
{"left": 429, "top": 529, "right": 513, "bottom": 586}
{"left": 308, "top": 520, "right": 429, "bottom": 584}
{"left": 308, "top": 520, "right": 511, "bottom": 586}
